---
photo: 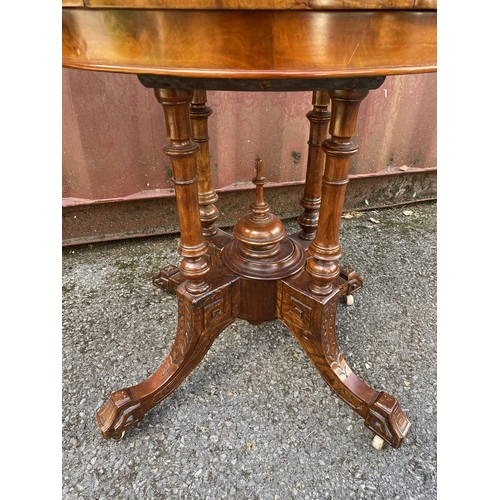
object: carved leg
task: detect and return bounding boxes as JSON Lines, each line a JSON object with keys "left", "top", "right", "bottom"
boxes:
{"left": 97, "top": 269, "right": 240, "bottom": 439}
{"left": 153, "top": 89, "right": 232, "bottom": 293}
{"left": 96, "top": 88, "right": 237, "bottom": 439}
{"left": 277, "top": 272, "right": 410, "bottom": 448}
{"left": 285, "top": 79, "right": 410, "bottom": 447}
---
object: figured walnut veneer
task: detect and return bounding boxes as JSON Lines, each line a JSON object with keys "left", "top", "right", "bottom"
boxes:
{"left": 62, "top": 9, "right": 436, "bottom": 79}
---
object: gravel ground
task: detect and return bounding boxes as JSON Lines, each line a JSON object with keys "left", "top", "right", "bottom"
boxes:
{"left": 61, "top": 201, "right": 437, "bottom": 499}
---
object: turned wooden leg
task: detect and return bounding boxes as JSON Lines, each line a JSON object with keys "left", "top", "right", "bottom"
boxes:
{"left": 292, "top": 91, "right": 362, "bottom": 300}
{"left": 153, "top": 90, "right": 232, "bottom": 293}
{"left": 277, "top": 272, "right": 411, "bottom": 448}
{"left": 153, "top": 88, "right": 211, "bottom": 295}
{"left": 306, "top": 87, "right": 373, "bottom": 296}
{"left": 191, "top": 90, "right": 233, "bottom": 258}
{"left": 97, "top": 269, "right": 240, "bottom": 439}
{"left": 190, "top": 89, "right": 219, "bottom": 241}
{"left": 296, "top": 91, "right": 330, "bottom": 241}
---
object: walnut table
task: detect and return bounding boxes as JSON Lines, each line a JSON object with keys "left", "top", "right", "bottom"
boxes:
{"left": 62, "top": 0, "right": 437, "bottom": 449}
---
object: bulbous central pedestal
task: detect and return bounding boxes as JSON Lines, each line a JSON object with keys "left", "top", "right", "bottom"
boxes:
{"left": 221, "top": 159, "right": 305, "bottom": 279}
{"left": 232, "top": 212, "right": 286, "bottom": 259}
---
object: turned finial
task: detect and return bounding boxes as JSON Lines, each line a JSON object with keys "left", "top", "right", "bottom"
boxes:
{"left": 249, "top": 158, "right": 271, "bottom": 221}
{"left": 222, "top": 157, "right": 306, "bottom": 279}
{"left": 230, "top": 158, "right": 286, "bottom": 259}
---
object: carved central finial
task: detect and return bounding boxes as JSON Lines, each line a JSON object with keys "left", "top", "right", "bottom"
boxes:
{"left": 222, "top": 157, "right": 306, "bottom": 279}
{"left": 249, "top": 158, "right": 270, "bottom": 220}
{"left": 231, "top": 158, "right": 287, "bottom": 259}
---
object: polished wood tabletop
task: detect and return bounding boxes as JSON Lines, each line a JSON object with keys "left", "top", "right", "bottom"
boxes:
{"left": 63, "top": 1, "right": 437, "bottom": 80}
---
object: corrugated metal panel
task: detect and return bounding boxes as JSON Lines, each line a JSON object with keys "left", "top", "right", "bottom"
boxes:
{"left": 63, "top": 69, "right": 436, "bottom": 197}
{"left": 62, "top": 69, "right": 436, "bottom": 244}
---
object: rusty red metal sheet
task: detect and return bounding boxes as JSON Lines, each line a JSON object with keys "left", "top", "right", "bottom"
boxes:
{"left": 62, "top": 69, "right": 436, "bottom": 244}
{"left": 63, "top": 70, "right": 436, "bottom": 199}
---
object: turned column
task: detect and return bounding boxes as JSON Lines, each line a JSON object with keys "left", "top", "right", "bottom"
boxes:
{"left": 190, "top": 90, "right": 219, "bottom": 238}
{"left": 306, "top": 88, "right": 370, "bottom": 296}
{"left": 155, "top": 88, "right": 210, "bottom": 295}
{"left": 297, "top": 91, "right": 331, "bottom": 241}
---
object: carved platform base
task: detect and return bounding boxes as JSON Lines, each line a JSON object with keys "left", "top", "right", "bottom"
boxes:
{"left": 98, "top": 253, "right": 410, "bottom": 448}
{"left": 155, "top": 231, "right": 363, "bottom": 301}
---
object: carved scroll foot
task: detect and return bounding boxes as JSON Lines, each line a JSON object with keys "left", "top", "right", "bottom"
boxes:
{"left": 364, "top": 391, "right": 411, "bottom": 449}
{"left": 97, "top": 267, "right": 240, "bottom": 439}
{"left": 335, "top": 265, "right": 363, "bottom": 298}
{"left": 153, "top": 230, "right": 233, "bottom": 294}
{"left": 96, "top": 388, "right": 145, "bottom": 440}
{"left": 277, "top": 271, "right": 410, "bottom": 448}
{"left": 152, "top": 264, "right": 184, "bottom": 293}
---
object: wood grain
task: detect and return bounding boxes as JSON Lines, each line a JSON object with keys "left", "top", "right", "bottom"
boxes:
{"left": 62, "top": 9, "right": 436, "bottom": 78}
{"left": 79, "top": 0, "right": 436, "bottom": 10}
